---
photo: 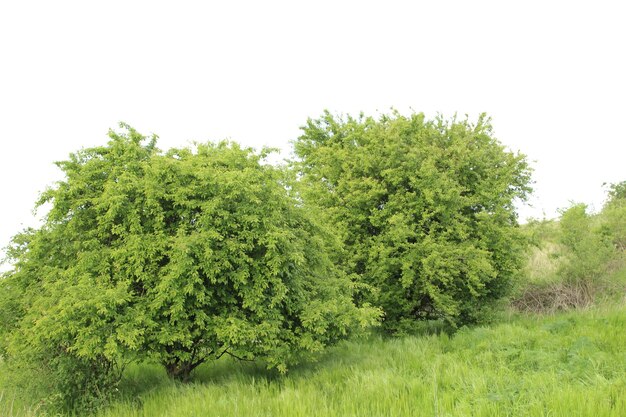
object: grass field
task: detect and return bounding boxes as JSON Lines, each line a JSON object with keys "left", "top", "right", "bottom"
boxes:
{"left": 3, "top": 304, "right": 624, "bottom": 417}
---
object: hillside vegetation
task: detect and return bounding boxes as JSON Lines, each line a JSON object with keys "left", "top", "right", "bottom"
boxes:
{"left": 2, "top": 182, "right": 625, "bottom": 417}
{"left": 0, "top": 114, "right": 624, "bottom": 416}
{"left": 514, "top": 182, "right": 626, "bottom": 312}
{"left": 2, "top": 305, "right": 625, "bottom": 417}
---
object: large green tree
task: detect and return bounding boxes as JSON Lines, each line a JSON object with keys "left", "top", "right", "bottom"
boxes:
{"left": 293, "top": 111, "right": 532, "bottom": 330}
{"left": 0, "top": 125, "right": 378, "bottom": 410}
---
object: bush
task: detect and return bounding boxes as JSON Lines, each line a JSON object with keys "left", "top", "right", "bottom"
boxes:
{"left": 293, "top": 111, "right": 532, "bottom": 329}
{"left": 0, "top": 125, "right": 379, "bottom": 413}
{"left": 600, "top": 181, "right": 626, "bottom": 250}
{"left": 513, "top": 193, "right": 625, "bottom": 313}
{"left": 558, "top": 204, "right": 615, "bottom": 284}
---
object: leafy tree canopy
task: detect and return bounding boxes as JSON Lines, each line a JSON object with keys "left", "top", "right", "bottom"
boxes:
{"left": 606, "top": 180, "right": 626, "bottom": 202}
{"left": 0, "top": 124, "right": 379, "bottom": 410}
{"left": 293, "top": 111, "right": 533, "bottom": 330}
{"left": 601, "top": 180, "right": 626, "bottom": 250}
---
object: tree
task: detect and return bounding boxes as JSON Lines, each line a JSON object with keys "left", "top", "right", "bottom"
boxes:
{"left": 606, "top": 180, "right": 626, "bottom": 201}
{"left": 0, "top": 125, "right": 378, "bottom": 411}
{"left": 293, "top": 111, "right": 532, "bottom": 330}
{"left": 558, "top": 203, "right": 615, "bottom": 284}
{"left": 601, "top": 180, "right": 626, "bottom": 250}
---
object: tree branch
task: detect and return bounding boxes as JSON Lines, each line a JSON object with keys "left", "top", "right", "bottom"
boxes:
{"left": 225, "top": 350, "right": 255, "bottom": 362}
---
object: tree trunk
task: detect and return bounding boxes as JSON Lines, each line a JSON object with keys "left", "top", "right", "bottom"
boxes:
{"left": 164, "top": 360, "right": 197, "bottom": 382}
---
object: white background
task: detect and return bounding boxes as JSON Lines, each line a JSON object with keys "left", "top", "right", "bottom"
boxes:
{"left": 1, "top": 0, "right": 625, "bottom": 267}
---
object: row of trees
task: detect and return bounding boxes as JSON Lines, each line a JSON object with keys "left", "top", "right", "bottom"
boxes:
{"left": 0, "top": 113, "right": 533, "bottom": 412}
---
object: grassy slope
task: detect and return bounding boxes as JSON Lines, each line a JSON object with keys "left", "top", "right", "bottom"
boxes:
{"left": 104, "top": 306, "right": 626, "bottom": 417}
{"left": 2, "top": 307, "right": 625, "bottom": 417}
{"left": 4, "top": 306, "right": 623, "bottom": 417}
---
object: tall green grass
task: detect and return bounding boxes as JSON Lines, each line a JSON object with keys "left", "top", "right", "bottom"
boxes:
{"left": 4, "top": 305, "right": 623, "bottom": 417}
{"left": 101, "top": 306, "right": 626, "bottom": 417}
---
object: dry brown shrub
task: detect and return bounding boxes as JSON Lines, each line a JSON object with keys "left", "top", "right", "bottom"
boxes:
{"left": 512, "top": 281, "right": 596, "bottom": 313}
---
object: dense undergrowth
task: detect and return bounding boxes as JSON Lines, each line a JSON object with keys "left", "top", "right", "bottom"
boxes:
{"left": 513, "top": 183, "right": 626, "bottom": 313}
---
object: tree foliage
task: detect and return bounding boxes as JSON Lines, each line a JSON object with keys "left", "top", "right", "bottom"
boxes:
{"left": 558, "top": 203, "right": 615, "bottom": 284}
{"left": 0, "top": 125, "right": 378, "bottom": 411}
{"left": 293, "top": 111, "right": 532, "bottom": 330}
{"left": 601, "top": 180, "right": 626, "bottom": 250}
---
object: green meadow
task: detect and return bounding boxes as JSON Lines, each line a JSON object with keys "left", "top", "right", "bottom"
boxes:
{"left": 1, "top": 123, "right": 624, "bottom": 416}
{"left": 2, "top": 303, "right": 625, "bottom": 417}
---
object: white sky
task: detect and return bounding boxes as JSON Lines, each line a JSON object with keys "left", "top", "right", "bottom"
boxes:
{"left": 1, "top": 0, "right": 624, "bottom": 266}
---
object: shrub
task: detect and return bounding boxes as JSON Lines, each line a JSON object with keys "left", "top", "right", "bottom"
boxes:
{"left": 293, "top": 111, "right": 532, "bottom": 329}
{"left": 513, "top": 195, "right": 625, "bottom": 313}
{"left": 0, "top": 124, "right": 379, "bottom": 412}
{"left": 558, "top": 204, "right": 615, "bottom": 284}
{"left": 600, "top": 181, "right": 626, "bottom": 250}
